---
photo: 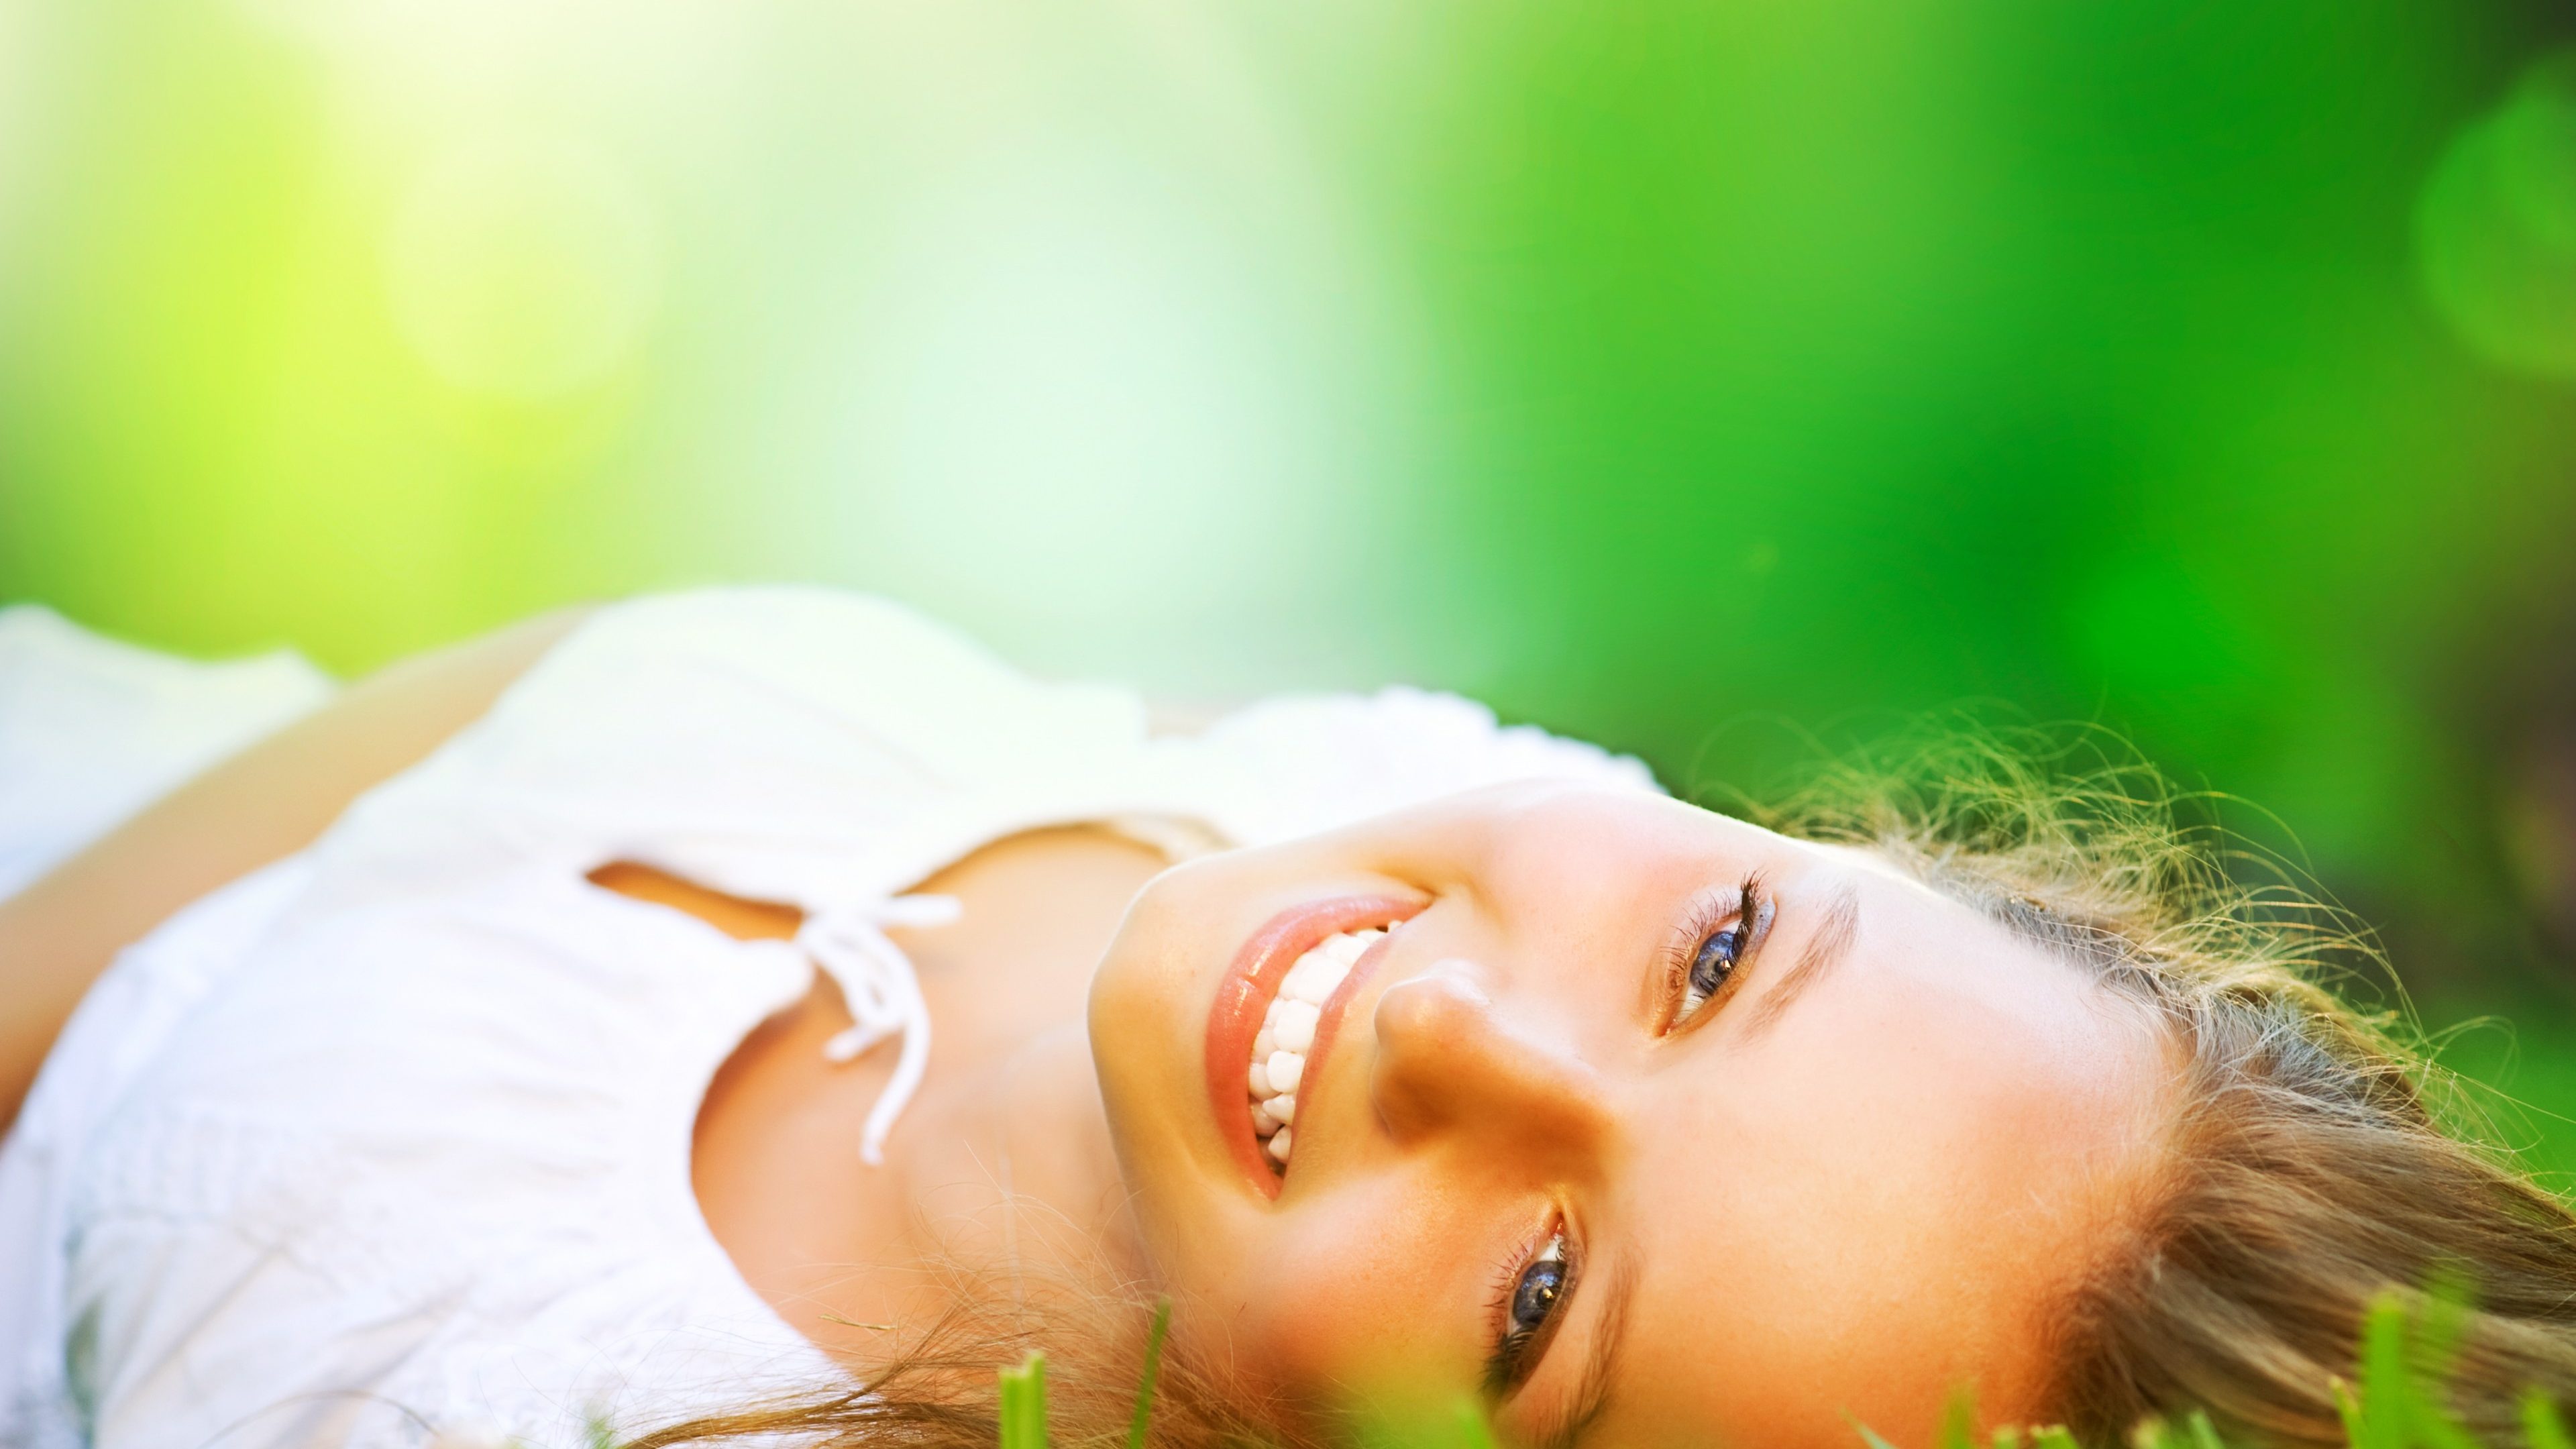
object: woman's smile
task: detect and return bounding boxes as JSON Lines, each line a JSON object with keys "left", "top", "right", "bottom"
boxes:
{"left": 1203, "top": 896, "right": 1423, "bottom": 1195}
{"left": 1239, "top": 925, "right": 1385, "bottom": 1175}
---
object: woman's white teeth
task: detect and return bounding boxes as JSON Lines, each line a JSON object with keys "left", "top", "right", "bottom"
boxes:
{"left": 1265, "top": 1051, "right": 1304, "bottom": 1093}
{"left": 1271, "top": 1000, "right": 1319, "bottom": 1053}
{"left": 1246, "top": 926, "right": 1386, "bottom": 1168}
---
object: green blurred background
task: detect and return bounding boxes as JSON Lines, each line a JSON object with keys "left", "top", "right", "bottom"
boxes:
{"left": 3, "top": 1, "right": 2575, "bottom": 1159}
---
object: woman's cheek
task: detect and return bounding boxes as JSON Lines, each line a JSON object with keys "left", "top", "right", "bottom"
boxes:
{"left": 1222, "top": 1191, "right": 1478, "bottom": 1401}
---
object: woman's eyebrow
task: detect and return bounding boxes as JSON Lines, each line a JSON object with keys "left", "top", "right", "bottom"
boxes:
{"left": 1739, "top": 879, "right": 1862, "bottom": 1038}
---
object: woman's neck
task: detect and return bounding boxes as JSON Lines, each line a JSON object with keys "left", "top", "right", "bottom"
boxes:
{"left": 606, "top": 826, "right": 1170, "bottom": 1364}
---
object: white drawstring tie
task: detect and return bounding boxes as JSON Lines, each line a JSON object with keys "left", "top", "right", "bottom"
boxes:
{"left": 795, "top": 892, "right": 962, "bottom": 1165}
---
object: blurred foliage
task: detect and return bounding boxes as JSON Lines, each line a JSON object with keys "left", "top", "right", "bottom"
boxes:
{"left": 2, "top": 3, "right": 2574, "bottom": 1129}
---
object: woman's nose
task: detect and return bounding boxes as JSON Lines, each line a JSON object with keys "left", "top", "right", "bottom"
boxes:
{"left": 1368, "top": 957, "right": 1614, "bottom": 1158}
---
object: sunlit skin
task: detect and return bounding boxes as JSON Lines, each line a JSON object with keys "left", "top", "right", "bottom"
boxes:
{"left": 676, "top": 782, "right": 2172, "bottom": 1448}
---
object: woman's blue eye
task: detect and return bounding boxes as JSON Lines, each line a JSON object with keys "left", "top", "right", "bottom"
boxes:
{"left": 1668, "top": 883, "right": 1763, "bottom": 1032}
{"left": 1487, "top": 1233, "right": 1572, "bottom": 1394}
{"left": 1511, "top": 1240, "right": 1566, "bottom": 1334}
{"left": 1688, "top": 925, "right": 1743, "bottom": 1001}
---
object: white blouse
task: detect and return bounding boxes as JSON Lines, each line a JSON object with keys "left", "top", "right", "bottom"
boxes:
{"left": 0, "top": 588, "right": 1658, "bottom": 1449}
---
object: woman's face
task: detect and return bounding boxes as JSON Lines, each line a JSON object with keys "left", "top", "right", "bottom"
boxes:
{"left": 1088, "top": 783, "right": 2169, "bottom": 1448}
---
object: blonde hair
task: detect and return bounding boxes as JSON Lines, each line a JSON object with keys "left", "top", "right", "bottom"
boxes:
{"left": 626, "top": 730, "right": 2576, "bottom": 1448}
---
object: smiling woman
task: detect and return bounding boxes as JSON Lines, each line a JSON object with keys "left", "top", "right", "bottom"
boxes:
{"left": 1085, "top": 782, "right": 2176, "bottom": 1448}
{"left": 3, "top": 590, "right": 2573, "bottom": 1449}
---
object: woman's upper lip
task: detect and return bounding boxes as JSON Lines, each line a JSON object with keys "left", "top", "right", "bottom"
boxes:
{"left": 1205, "top": 894, "right": 1421, "bottom": 1197}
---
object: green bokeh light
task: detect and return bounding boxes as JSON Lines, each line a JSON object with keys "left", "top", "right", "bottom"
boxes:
{"left": 3, "top": 1, "right": 2573, "bottom": 1075}
{"left": 2420, "top": 48, "right": 2576, "bottom": 382}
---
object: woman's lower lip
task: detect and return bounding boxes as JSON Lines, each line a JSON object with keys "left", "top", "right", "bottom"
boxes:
{"left": 1205, "top": 894, "right": 1421, "bottom": 1197}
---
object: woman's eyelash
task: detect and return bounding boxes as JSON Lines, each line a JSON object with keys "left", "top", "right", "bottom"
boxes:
{"left": 1483, "top": 1228, "right": 1574, "bottom": 1396}
{"left": 1661, "top": 875, "right": 1766, "bottom": 1031}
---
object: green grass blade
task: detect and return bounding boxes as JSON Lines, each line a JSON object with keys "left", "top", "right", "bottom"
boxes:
{"left": 1938, "top": 1391, "right": 1978, "bottom": 1449}
{"left": 1453, "top": 1399, "right": 1503, "bottom": 1449}
{"left": 2181, "top": 1409, "right": 2228, "bottom": 1449}
{"left": 2524, "top": 1392, "right": 2576, "bottom": 1449}
{"left": 1000, "top": 1352, "right": 1049, "bottom": 1449}
{"left": 1846, "top": 1416, "right": 1903, "bottom": 1449}
{"left": 2028, "top": 1428, "right": 2083, "bottom": 1449}
{"left": 1125, "top": 1299, "right": 1172, "bottom": 1449}
{"left": 2354, "top": 1295, "right": 2412, "bottom": 1449}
